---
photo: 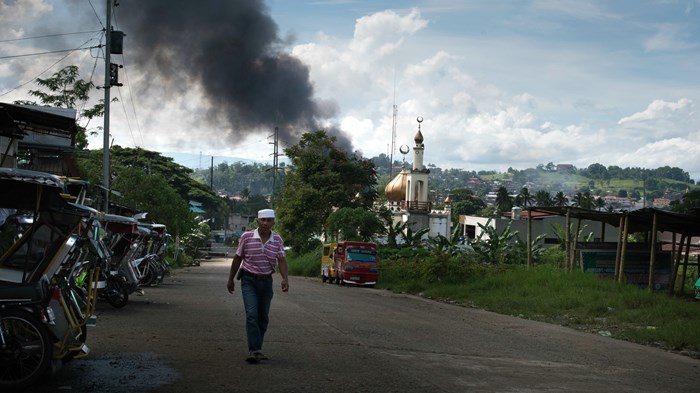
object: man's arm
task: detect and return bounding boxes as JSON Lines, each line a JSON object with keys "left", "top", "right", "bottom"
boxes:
{"left": 278, "top": 255, "right": 289, "bottom": 292}
{"left": 227, "top": 254, "right": 243, "bottom": 293}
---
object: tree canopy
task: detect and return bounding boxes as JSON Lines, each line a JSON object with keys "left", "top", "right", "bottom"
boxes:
{"left": 77, "top": 146, "right": 228, "bottom": 234}
{"left": 276, "top": 131, "right": 378, "bottom": 252}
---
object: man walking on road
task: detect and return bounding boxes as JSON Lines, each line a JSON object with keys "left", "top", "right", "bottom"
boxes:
{"left": 227, "top": 208, "right": 289, "bottom": 364}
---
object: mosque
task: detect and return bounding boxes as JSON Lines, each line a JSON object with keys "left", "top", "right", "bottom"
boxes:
{"left": 383, "top": 117, "right": 452, "bottom": 240}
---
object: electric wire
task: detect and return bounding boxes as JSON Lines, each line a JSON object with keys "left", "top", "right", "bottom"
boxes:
{"left": 0, "top": 30, "right": 102, "bottom": 43}
{"left": 0, "top": 35, "right": 101, "bottom": 98}
{"left": 87, "top": 0, "right": 105, "bottom": 29}
{"left": 79, "top": 44, "right": 103, "bottom": 133}
{"left": 110, "top": 4, "right": 145, "bottom": 149}
{"left": 0, "top": 46, "right": 99, "bottom": 60}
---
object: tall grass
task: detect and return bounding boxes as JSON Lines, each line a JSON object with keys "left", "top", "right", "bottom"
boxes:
{"left": 287, "top": 247, "right": 700, "bottom": 354}
{"left": 286, "top": 248, "right": 321, "bottom": 277}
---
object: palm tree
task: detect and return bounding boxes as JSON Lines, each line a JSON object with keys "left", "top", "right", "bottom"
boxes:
{"left": 594, "top": 197, "right": 606, "bottom": 211}
{"left": 495, "top": 186, "right": 513, "bottom": 214}
{"left": 518, "top": 187, "right": 535, "bottom": 207}
{"left": 554, "top": 191, "right": 568, "bottom": 206}
{"left": 534, "top": 190, "right": 553, "bottom": 206}
{"left": 573, "top": 192, "right": 594, "bottom": 209}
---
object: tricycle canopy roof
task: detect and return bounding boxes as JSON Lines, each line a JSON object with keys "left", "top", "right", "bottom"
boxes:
{"left": 0, "top": 168, "right": 75, "bottom": 212}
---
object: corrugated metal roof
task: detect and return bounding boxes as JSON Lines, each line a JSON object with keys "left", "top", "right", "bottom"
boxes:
{"left": 528, "top": 206, "right": 700, "bottom": 237}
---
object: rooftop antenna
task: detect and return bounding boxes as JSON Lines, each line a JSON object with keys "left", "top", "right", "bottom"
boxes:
{"left": 389, "top": 68, "right": 397, "bottom": 177}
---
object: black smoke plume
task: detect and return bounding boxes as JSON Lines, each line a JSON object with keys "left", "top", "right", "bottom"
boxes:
{"left": 117, "top": 0, "right": 352, "bottom": 151}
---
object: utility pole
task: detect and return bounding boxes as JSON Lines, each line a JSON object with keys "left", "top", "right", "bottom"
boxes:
{"left": 270, "top": 127, "right": 280, "bottom": 192}
{"left": 102, "top": 0, "right": 112, "bottom": 212}
{"left": 210, "top": 156, "right": 214, "bottom": 190}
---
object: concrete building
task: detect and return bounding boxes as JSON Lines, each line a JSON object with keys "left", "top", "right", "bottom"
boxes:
{"left": 460, "top": 208, "right": 621, "bottom": 248}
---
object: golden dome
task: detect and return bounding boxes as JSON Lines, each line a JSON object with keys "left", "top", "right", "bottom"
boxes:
{"left": 414, "top": 130, "right": 424, "bottom": 144}
{"left": 385, "top": 171, "right": 407, "bottom": 202}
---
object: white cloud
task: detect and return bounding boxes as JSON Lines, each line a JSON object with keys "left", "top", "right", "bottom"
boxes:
{"left": 617, "top": 138, "right": 700, "bottom": 171}
{"left": 618, "top": 98, "right": 694, "bottom": 124}
{"left": 349, "top": 8, "right": 427, "bottom": 55}
{"left": 618, "top": 98, "right": 694, "bottom": 131}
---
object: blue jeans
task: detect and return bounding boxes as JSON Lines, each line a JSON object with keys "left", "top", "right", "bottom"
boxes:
{"left": 241, "top": 274, "right": 274, "bottom": 353}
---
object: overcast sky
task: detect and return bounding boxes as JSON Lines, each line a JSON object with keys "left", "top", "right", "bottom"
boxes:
{"left": 1, "top": 0, "right": 699, "bottom": 179}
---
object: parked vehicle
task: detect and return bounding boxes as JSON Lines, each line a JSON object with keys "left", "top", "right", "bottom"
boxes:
{"left": 320, "top": 242, "right": 338, "bottom": 283}
{"left": 101, "top": 214, "right": 145, "bottom": 297}
{"left": 333, "top": 241, "right": 379, "bottom": 287}
{"left": 139, "top": 223, "right": 169, "bottom": 286}
{"left": 0, "top": 168, "right": 98, "bottom": 390}
{"left": 132, "top": 223, "right": 168, "bottom": 287}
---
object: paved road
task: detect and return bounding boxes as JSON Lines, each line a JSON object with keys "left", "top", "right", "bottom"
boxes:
{"left": 26, "top": 259, "right": 699, "bottom": 393}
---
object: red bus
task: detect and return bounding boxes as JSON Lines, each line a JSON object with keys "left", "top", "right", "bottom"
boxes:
{"left": 334, "top": 241, "right": 378, "bottom": 286}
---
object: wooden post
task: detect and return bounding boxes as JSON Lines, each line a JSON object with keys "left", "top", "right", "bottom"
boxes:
{"left": 680, "top": 236, "right": 691, "bottom": 295}
{"left": 565, "top": 208, "right": 571, "bottom": 271}
{"left": 647, "top": 211, "right": 657, "bottom": 291}
{"left": 618, "top": 213, "right": 630, "bottom": 284}
{"left": 614, "top": 215, "right": 624, "bottom": 280}
{"left": 574, "top": 218, "right": 582, "bottom": 271}
{"left": 669, "top": 234, "right": 685, "bottom": 295}
{"left": 527, "top": 208, "right": 532, "bottom": 269}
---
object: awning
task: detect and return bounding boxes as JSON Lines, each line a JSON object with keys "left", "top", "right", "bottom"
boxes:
{"left": 0, "top": 103, "right": 77, "bottom": 139}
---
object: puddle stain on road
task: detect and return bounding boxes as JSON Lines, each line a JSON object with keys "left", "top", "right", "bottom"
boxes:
{"left": 33, "top": 352, "right": 180, "bottom": 393}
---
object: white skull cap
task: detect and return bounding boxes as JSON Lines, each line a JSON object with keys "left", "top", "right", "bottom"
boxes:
{"left": 258, "top": 209, "right": 275, "bottom": 219}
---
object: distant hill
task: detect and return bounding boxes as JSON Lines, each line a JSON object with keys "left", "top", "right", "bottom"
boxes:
{"left": 163, "top": 152, "right": 272, "bottom": 170}
{"left": 183, "top": 151, "right": 697, "bottom": 203}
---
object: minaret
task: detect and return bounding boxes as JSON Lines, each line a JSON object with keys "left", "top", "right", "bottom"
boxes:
{"left": 405, "top": 117, "right": 430, "bottom": 207}
{"left": 413, "top": 117, "right": 424, "bottom": 171}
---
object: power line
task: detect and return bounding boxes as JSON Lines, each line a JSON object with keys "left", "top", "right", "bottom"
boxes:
{"left": 0, "top": 30, "right": 102, "bottom": 43}
{"left": 0, "top": 34, "right": 103, "bottom": 98}
{"left": 79, "top": 47, "right": 104, "bottom": 132}
{"left": 87, "top": 0, "right": 105, "bottom": 29}
{"left": 0, "top": 45, "right": 100, "bottom": 60}
{"left": 110, "top": 2, "right": 145, "bottom": 149}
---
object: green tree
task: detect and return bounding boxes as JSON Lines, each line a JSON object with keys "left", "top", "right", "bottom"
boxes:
{"left": 449, "top": 188, "right": 486, "bottom": 226}
{"left": 276, "top": 131, "right": 378, "bottom": 252}
{"left": 572, "top": 192, "right": 594, "bottom": 210}
{"left": 517, "top": 186, "right": 534, "bottom": 207}
{"left": 594, "top": 197, "right": 606, "bottom": 211}
{"left": 111, "top": 167, "right": 194, "bottom": 236}
{"left": 326, "top": 207, "right": 384, "bottom": 241}
{"left": 14, "top": 65, "right": 105, "bottom": 149}
{"left": 77, "top": 146, "right": 227, "bottom": 232}
{"left": 670, "top": 189, "right": 700, "bottom": 213}
{"left": 554, "top": 191, "right": 568, "bottom": 206}
{"left": 534, "top": 190, "right": 553, "bottom": 206}
{"left": 586, "top": 163, "right": 609, "bottom": 180}
{"left": 495, "top": 186, "right": 513, "bottom": 214}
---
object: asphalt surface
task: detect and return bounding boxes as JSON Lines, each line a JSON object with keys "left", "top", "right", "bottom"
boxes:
{"left": 23, "top": 258, "right": 700, "bottom": 393}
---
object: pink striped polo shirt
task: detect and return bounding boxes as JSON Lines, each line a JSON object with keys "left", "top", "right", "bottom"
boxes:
{"left": 236, "top": 228, "right": 286, "bottom": 275}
